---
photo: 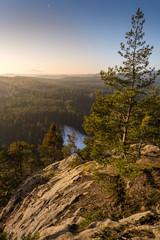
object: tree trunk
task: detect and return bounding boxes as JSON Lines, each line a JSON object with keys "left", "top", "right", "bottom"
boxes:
{"left": 122, "top": 98, "right": 132, "bottom": 146}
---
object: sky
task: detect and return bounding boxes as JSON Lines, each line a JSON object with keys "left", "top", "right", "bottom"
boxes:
{"left": 0, "top": 0, "right": 160, "bottom": 75}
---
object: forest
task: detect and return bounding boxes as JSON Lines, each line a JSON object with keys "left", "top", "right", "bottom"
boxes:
{"left": 1, "top": 74, "right": 160, "bottom": 147}
{"left": 0, "top": 74, "right": 109, "bottom": 209}
{"left": 0, "top": 8, "right": 160, "bottom": 239}
{"left": 0, "top": 74, "right": 106, "bottom": 146}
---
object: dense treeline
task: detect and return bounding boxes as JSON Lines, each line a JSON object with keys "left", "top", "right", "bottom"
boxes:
{"left": 0, "top": 74, "right": 107, "bottom": 209}
{"left": 0, "top": 75, "right": 106, "bottom": 146}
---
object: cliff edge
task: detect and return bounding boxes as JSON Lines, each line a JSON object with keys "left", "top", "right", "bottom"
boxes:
{"left": 0, "top": 146, "right": 160, "bottom": 239}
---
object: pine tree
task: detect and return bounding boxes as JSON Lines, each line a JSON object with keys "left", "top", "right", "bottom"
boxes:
{"left": 38, "top": 122, "right": 63, "bottom": 164}
{"left": 62, "top": 131, "right": 84, "bottom": 159}
{"left": 62, "top": 131, "right": 77, "bottom": 158}
{"left": 8, "top": 141, "right": 34, "bottom": 177}
{"left": 83, "top": 8, "right": 160, "bottom": 160}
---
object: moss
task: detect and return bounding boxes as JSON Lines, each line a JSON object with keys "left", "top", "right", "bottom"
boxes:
{"left": 79, "top": 208, "right": 107, "bottom": 229}
{"left": 41, "top": 170, "right": 55, "bottom": 178}
{"left": 93, "top": 170, "right": 125, "bottom": 201}
{"left": 82, "top": 163, "right": 94, "bottom": 172}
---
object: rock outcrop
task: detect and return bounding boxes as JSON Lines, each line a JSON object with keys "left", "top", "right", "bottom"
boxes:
{"left": 0, "top": 149, "right": 160, "bottom": 239}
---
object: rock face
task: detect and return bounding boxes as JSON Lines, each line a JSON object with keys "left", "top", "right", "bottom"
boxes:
{"left": 0, "top": 152, "right": 160, "bottom": 239}
{"left": 0, "top": 156, "right": 95, "bottom": 239}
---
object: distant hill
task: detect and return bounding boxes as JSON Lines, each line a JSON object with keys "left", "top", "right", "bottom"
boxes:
{"left": 0, "top": 73, "right": 159, "bottom": 146}
{"left": 0, "top": 74, "right": 105, "bottom": 146}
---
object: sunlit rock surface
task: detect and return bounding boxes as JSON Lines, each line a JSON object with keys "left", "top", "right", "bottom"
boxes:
{"left": 0, "top": 146, "right": 160, "bottom": 239}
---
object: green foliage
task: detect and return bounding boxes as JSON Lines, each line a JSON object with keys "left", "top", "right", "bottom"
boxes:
{"left": 40, "top": 170, "right": 55, "bottom": 178}
{"left": 83, "top": 8, "right": 160, "bottom": 161}
{"left": 8, "top": 141, "right": 34, "bottom": 178}
{"left": 0, "top": 232, "right": 7, "bottom": 240}
{"left": 62, "top": 131, "right": 78, "bottom": 158}
{"left": 108, "top": 157, "right": 143, "bottom": 179}
{"left": 135, "top": 93, "right": 160, "bottom": 147}
{"left": 0, "top": 75, "right": 105, "bottom": 146}
{"left": 93, "top": 170, "right": 125, "bottom": 199}
{"left": 62, "top": 146, "right": 71, "bottom": 158}
{"left": 22, "top": 231, "right": 40, "bottom": 240}
{"left": 79, "top": 208, "right": 107, "bottom": 229}
{"left": 38, "top": 122, "right": 63, "bottom": 165}
{"left": 0, "top": 142, "right": 38, "bottom": 208}
{"left": 78, "top": 137, "right": 94, "bottom": 161}
{"left": 68, "top": 155, "right": 84, "bottom": 168}
{"left": 83, "top": 91, "right": 126, "bottom": 160}
{"left": 82, "top": 163, "right": 93, "bottom": 172}
{"left": 62, "top": 131, "right": 85, "bottom": 161}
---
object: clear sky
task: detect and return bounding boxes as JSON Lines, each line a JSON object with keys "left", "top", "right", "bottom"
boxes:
{"left": 0, "top": 0, "right": 160, "bottom": 75}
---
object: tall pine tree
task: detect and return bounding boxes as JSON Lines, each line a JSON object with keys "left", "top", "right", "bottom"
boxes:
{"left": 83, "top": 8, "right": 160, "bottom": 161}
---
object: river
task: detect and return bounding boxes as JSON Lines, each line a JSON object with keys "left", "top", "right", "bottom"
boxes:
{"left": 63, "top": 125, "right": 86, "bottom": 149}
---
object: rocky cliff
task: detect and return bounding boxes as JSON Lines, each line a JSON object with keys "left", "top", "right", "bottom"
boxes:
{"left": 0, "top": 146, "right": 160, "bottom": 239}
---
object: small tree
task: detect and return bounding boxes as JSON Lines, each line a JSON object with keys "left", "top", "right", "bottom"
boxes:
{"left": 83, "top": 8, "right": 160, "bottom": 160}
{"left": 62, "top": 131, "right": 77, "bottom": 158}
{"left": 38, "top": 122, "right": 63, "bottom": 164}
{"left": 0, "top": 142, "right": 34, "bottom": 207}
{"left": 62, "top": 131, "right": 84, "bottom": 159}
{"left": 8, "top": 141, "right": 34, "bottom": 177}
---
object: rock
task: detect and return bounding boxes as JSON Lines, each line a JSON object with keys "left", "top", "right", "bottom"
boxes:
{"left": 156, "top": 204, "right": 160, "bottom": 215}
{"left": 141, "top": 145, "right": 160, "bottom": 155}
{"left": 0, "top": 156, "right": 94, "bottom": 239}
{"left": 0, "top": 154, "right": 159, "bottom": 239}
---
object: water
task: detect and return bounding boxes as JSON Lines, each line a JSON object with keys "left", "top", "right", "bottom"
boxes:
{"left": 63, "top": 125, "right": 86, "bottom": 149}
